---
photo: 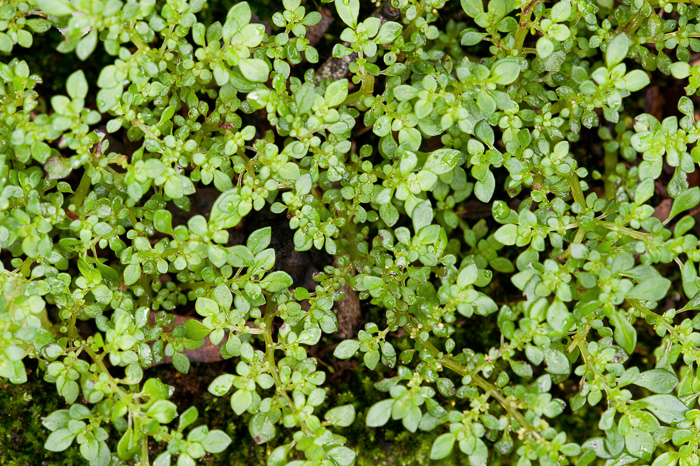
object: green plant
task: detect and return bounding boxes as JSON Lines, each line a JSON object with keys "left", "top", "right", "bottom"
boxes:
{"left": 3, "top": 0, "right": 700, "bottom": 464}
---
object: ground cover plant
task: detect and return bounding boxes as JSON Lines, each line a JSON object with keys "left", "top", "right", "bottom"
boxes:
{"left": 3, "top": 0, "right": 700, "bottom": 464}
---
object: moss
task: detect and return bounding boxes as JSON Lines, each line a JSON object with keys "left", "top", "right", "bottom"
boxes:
{"left": 1, "top": 358, "right": 602, "bottom": 465}
{"left": 0, "top": 367, "right": 84, "bottom": 465}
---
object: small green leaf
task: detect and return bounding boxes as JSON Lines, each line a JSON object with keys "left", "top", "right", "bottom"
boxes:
{"left": 202, "top": 430, "right": 232, "bottom": 454}
{"left": 328, "top": 446, "right": 355, "bottom": 466}
{"left": 652, "top": 453, "right": 675, "bottom": 466}
{"left": 543, "top": 400, "right": 565, "bottom": 418}
{"left": 412, "top": 200, "right": 434, "bottom": 232}
{"left": 611, "top": 311, "right": 637, "bottom": 355}
{"left": 334, "top": 340, "right": 360, "bottom": 359}
{"left": 670, "top": 62, "right": 691, "bottom": 79}
{"left": 430, "top": 433, "right": 456, "bottom": 460}
{"left": 458, "top": 264, "right": 478, "bottom": 288}
{"left": 211, "top": 189, "right": 244, "bottom": 229}
{"left": 297, "top": 327, "right": 322, "bottom": 345}
{"left": 625, "top": 429, "right": 654, "bottom": 461}
{"left": 461, "top": 30, "right": 485, "bottom": 46}
{"left": 627, "top": 278, "right": 671, "bottom": 302}
{"left": 606, "top": 33, "right": 630, "bottom": 68}
{"left": 474, "top": 171, "right": 495, "bottom": 202}
{"left": 97, "top": 86, "right": 122, "bottom": 112}
{"left": 164, "top": 176, "right": 184, "bottom": 199}
{"left": 92, "top": 284, "right": 113, "bottom": 304}
{"left": 208, "top": 374, "right": 235, "bottom": 396}
{"left": 229, "top": 245, "right": 255, "bottom": 268}
{"left": 239, "top": 58, "right": 270, "bottom": 82}
{"left": 123, "top": 264, "right": 141, "bottom": 286}
{"left": 380, "top": 203, "right": 399, "bottom": 226}
{"left": 76, "top": 30, "right": 97, "bottom": 60}
{"left": 45, "top": 428, "right": 76, "bottom": 451}
{"left": 325, "top": 79, "right": 349, "bottom": 107}
{"left": 474, "top": 120, "right": 494, "bottom": 146}
{"left": 184, "top": 319, "right": 210, "bottom": 340}
{"left": 143, "top": 378, "right": 170, "bottom": 400}
{"left": 261, "top": 271, "right": 293, "bottom": 292}
{"left": 634, "top": 178, "right": 655, "bottom": 205}
{"left": 669, "top": 187, "right": 700, "bottom": 221}
{"left": 490, "top": 58, "right": 521, "bottom": 85}
{"left": 624, "top": 70, "right": 650, "bottom": 92}
{"left": 544, "top": 348, "right": 570, "bottom": 375}
{"left": 213, "top": 284, "right": 233, "bottom": 310}
{"left": 335, "top": 0, "right": 359, "bottom": 27}
{"left": 537, "top": 36, "right": 554, "bottom": 58}
{"left": 36, "top": 0, "right": 73, "bottom": 16}
{"left": 80, "top": 439, "right": 99, "bottom": 461}
{"left": 684, "top": 289, "right": 700, "bottom": 311}
{"left": 364, "top": 275, "right": 384, "bottom": 291}
{"left": 249, "top": 413, "right": 276, "bottom": 444}
{"left": 117, "top": 427, "right": 139, "bottom": 460}
{"left": 195, "top": 297, "right": 219, "bottom": 317}
{"left": 509, "top": 359, "right": 533, "bottom": 377}
{"left": 494, "top": 224, "right": 518, "bottom": 245}
{"left": 325, "top": 405, "right": 356, "bottom": 427}
{"left": 179, "top": 407, "right": 199, "bottom": 431}
{"left": 0, "top": 33, "right": 12, "bottom": 53}
{"left": 634, "top": 395, "right": 689, "bottom": 424}
{"left": 634, "top": 369, "right": 679, "bottom": 394}
{"left": 267, "top": 444, "right": 293, "bottom": 466}
{"left": 550, "top": 0, "right": 572, "bottom": 22}
{"left": 424, "top": 148, "right": 460, "bottom": 175}
{"left": 547, "top": 299, "right": 572, "bottom": 334}
{"left": 403, "top": 406, "right": 421, "bottom": 432}
{"left": 153, "top": 210, "right": 173, "bottom": 235}
{"left": 172, "top": 352, "right": 190, "bottom": 374}
{"left": 393, "top": 85, "right": 419, "bottom": 101}
{"left": 302, "top": 11, "right": 322, "bottom": 26}
{"left": 366, "top": 399, "right": 393, "bottom": 427}
{"left": 231, "top": 389, "right": 252, "bottom": 415}
{"left": 374, "top": 21, "right": 402, "bottom": 44}
{"left": 460, "top": 0, "right": 484, "bottom": 17}
{"left": 66, "top": 70, "right": 88, "bottom": 100}
{"left": 45, "top": 156, "right": 72, "bottom": 180}
{"left": 42, "top": 410, "right": 70, "bottom": 431}
{"left": 364, "top": 348, "right": 380, "bottom": 370}
{"left": 227, "top": 2, "right": 251, "bottom": 25}
{"left": 147, "top": 400, "right": 177, "bottom": 424}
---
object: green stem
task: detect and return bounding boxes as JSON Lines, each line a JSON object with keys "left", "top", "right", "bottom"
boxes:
{"left": 20, "top": 258, "right": 34, "bottom": 277}
{"left": 615, "top": 9, "right": 649, "bottom": 37}
{"left": 597, "top": 221, "right": 648, "bottom": 240}
{"left": 66, "top": 314, "right": 128, "bottom": 399}
{"left": 140, "top": 276, "right": 153, "bottom": 307}
{"left": 73, "top": 169, "right": 93, "bottom": 211}
{"left": 127, "top": 209, "right": 139, "bottom": 230}
{"left": 627, "top": 299, "right": 677, "bottom": 336}
{"left": 603, "top": 149, "right": 617, "bottom": 200}
{"left": 574, "top": 331, "right": 611, "bottom": 398}
{"left": 262, "top": 294, "right": 312, "bottom": 435}
{"left": 663, "top": 32, "right": 700, "bottom": 40}
{"left": 566, "top": 174, "right": 586, "bottom": 206}
{"left": 625, "top": 299, "right": 700, "bottom": 361}
{"left": 408, "top": 324, "right": 541, "bottom": 439}
{"left": 140, "top": 437, "right": 150, "bottom": 465}
{"left": 550, "top": 219, "right": 647, "bottom": 241}
{"left": 342, "top": 74, "right": 374, "bottom": 106}
{"left": 514, "top": 0, "right": 542, "bottom": 52}
{"left": 238, "top": 151, "right": 257, "bottom": 183}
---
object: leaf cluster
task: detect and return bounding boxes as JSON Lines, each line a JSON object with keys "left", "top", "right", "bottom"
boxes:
{"left": 3, "top": 0, "right": 700, "bottom": 465}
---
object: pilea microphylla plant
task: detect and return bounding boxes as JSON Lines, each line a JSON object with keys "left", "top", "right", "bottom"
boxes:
{"left": 5, "top": 0, "right": 700, "bottom": 464}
